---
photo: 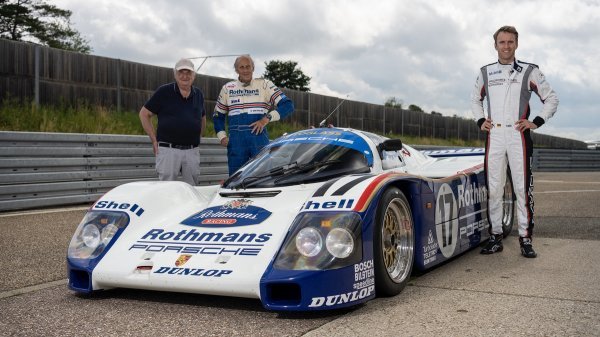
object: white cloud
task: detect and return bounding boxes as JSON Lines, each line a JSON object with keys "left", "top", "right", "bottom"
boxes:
{"left": 51, "top": 0, "right": 600, "bottom": 141}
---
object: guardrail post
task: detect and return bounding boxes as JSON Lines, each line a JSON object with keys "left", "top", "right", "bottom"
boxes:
{"left": 34, "top": 45, "right": 40, "bottom": 108}
{"left": 116, "top": 59, "right": 122, "bottom": 113}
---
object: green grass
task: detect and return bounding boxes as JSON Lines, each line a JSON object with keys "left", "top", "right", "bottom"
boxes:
{"left": 0, "top": 98, "right": 146, "bottom": 135}
{"left": 0, "top": 99, "right": 483, "bottom": 147}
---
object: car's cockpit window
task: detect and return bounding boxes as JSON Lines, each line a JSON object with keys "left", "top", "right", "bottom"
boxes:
{"left": 223, "top": 141, "right": 370, "bottom": 189}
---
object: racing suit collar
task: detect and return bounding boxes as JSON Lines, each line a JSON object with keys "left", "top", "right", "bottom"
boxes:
{"left": 496, "top": 60, "right": 523, "bottom": 74}
{"left": 237, "top": 78, "right": 254, "bottom": 87}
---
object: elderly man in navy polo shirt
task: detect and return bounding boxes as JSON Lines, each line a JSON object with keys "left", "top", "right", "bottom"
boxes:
{"left": 139, "top": 58, "right": 206, "bottom": 185}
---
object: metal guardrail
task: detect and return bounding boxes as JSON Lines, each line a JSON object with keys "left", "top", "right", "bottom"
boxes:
{"left": 1, "top": 131, "right": 598, "bottom": 212}
{"left": 0, "top": 131, "right": 228, "bottom": 211}
{"left": 532, "top": 148, "right": 600, "bottom": 172}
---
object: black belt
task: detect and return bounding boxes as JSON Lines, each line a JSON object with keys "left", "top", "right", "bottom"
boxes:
{"left": 158, "top": 142, "right": 197, "bottom": 150}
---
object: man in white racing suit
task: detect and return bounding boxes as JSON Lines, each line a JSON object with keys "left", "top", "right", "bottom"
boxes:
{"left": 471, "top": 26, "right": 559, "bottom": 258}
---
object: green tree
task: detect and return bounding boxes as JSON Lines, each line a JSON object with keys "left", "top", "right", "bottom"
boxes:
{"left": 384, "top": 97, "right": 403, "bottom": 109}
{"left": 263, "top": 60, "right": 311, "bottom": 91}
{"left": 408, "top": 104, "right": 424, "bottom": 112}
{"left": 0, "top": 0, "right": 92, "bottom": 53}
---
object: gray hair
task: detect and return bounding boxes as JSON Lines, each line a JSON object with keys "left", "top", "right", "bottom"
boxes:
{"left": 234, "top": 54, "right": 254, "bottom": 70}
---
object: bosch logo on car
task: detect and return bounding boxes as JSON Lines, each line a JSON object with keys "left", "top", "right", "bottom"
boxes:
{"left": 302, "top": 198, "right": 355, "bottom": 211}
{"left": 93, "top": 200, "right": 145, "bottom": 216}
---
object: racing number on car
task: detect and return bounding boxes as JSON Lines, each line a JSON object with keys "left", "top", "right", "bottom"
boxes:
{"left": 435, "top": 183, "right": 458, "bottom": 258}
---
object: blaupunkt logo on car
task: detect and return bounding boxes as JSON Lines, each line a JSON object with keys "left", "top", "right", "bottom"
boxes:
{"left": 181, "top": 199, "right": 272, "bottom": 227}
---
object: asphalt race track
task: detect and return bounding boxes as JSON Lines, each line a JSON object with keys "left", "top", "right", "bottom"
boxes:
{"left": 1, "top": 172, "right": 599, "bottom": 337}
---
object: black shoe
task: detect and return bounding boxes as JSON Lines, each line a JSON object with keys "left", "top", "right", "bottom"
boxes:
{"left": 519, "top": 237, "right": 537, "bottom": 258}
{"left": 481, "top": 234, "right": 503, "bottom": 254}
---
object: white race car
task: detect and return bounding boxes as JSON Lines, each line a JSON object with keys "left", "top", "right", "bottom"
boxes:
{"left": 67, "top": 128, "right": 514, "bottom": 311}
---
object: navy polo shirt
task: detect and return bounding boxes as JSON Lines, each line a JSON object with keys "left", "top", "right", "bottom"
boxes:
{"left": 144, "top": 82, "right": 205, "bottom": 146}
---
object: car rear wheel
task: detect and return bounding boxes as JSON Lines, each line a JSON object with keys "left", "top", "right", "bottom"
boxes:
{"left": 501, "top": 175, "right": 515, "bottom": 238}
{"left": 373, "top": 187, "right": 414, "bottom": 297}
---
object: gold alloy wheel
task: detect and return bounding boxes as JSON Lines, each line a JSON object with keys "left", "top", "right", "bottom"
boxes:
{"left": 381, "top": 197, "right": 414, "bottom": 283}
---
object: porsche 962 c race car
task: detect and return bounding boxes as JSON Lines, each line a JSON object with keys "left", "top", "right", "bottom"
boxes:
{"left": 67, "top": 128, "right": 514, "bottom": 311}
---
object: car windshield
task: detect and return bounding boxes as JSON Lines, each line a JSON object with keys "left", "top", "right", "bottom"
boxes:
{"left": 223, "top": 141, "right": 370, "bottom": 189}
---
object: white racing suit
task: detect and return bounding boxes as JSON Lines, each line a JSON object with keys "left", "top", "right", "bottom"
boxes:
{"left": 471, "top": 60, "right": 559, "bottom": 238}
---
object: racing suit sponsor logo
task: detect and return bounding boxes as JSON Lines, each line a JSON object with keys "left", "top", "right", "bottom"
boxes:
{"left": 128, "top": 229, "right": 272, "bottom": 256}
{"left": 154, "top": 267, "right": 232, "bottom": 277}
{"left": 181, "top": 204, "right": 272, "bottom": 227}
{"left": 229, "top": 88, "right": 260, "bottom": 96}
{"left": 93, "top": 200, "right": 145, "bottom": 217}
{"left": 175, "top": 254, "right": 192, "bottom": 267}
{"left": 488, "top": 79, "right": 505, "bottom": 87}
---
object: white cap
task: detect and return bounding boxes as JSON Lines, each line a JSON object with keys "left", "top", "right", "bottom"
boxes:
{"left": 175, "top": 58, "right": 195, "bottom": 72}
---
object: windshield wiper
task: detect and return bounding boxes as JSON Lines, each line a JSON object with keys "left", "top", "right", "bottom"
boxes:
{"left": 234, "top": 160, "right": 341, "bottom": 189}
{"left": 272, "top": 159, "right": 342, "bottom": 183}
{"left": 234, "top": 162, "right": 298, "bottom": 190}
{"left": 274, "top": 165, "right": 370, "bottom": 185}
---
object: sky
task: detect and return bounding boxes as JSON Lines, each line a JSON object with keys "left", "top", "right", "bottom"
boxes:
{"left": 51, "top": 0, "right": 600, "bottom": 142}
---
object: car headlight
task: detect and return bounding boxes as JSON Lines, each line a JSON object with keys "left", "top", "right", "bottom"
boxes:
{"left": 326, "top": 228, "right": 354, "bottom": 258}
{"left": 81, "top": 224, "right": 101, "bottom": 249}
{"left": 68, "top": 211, "right": 129, "bottom": 260}
{"left": 296, "top": 227, "right": 323, "bottom": 257}
{"left": 274, "top": 211, "right": 362, "bottom": 270}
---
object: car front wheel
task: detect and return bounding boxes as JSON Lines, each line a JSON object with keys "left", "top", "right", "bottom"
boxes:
{"left": 373, "top": 187, "right": 414, "bottom": 296}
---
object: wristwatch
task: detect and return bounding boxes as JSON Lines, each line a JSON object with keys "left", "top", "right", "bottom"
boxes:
{"left": 265, "top": 113, "right": 273, "bottom": 121}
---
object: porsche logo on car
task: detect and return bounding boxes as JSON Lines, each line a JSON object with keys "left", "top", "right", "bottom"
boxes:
{"left": 223, "top": 199, "right": 253, "bottom": 209}
{"left": 175, "top": 254, "right": 192, "bottom": 267}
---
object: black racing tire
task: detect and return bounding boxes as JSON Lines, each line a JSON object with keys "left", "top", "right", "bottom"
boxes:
{"left": 501, "top": 174, "right": 515, "bottom": 238}
{"left": 373, "top": 187, "right": 415, "bottom": 297}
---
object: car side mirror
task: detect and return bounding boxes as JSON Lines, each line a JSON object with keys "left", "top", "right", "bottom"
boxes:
{"left": 377, "top": 139, "right": 403, "bottom": 159}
